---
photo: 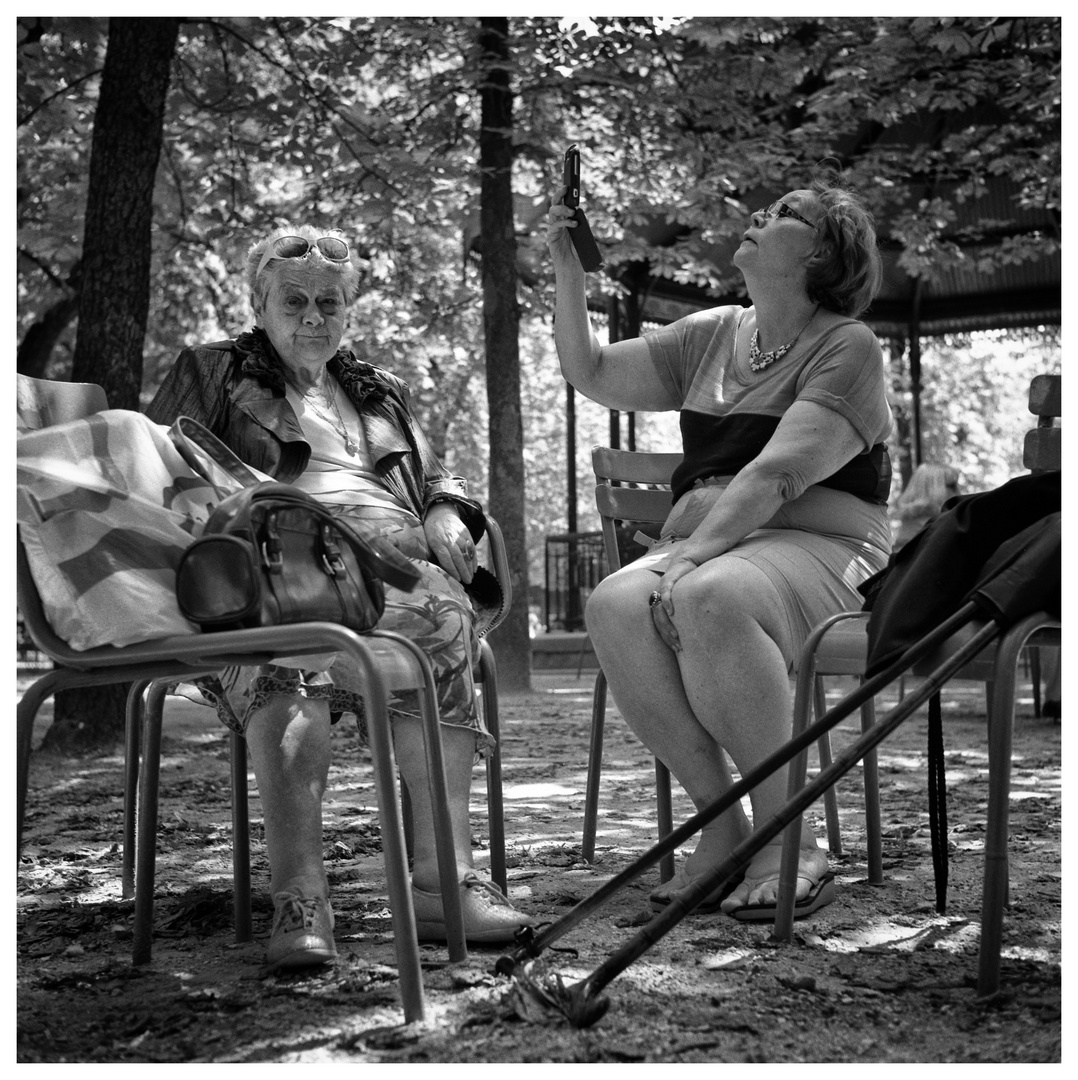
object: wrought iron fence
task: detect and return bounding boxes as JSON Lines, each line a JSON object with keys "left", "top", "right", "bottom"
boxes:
{"left": 543, "top": 532, "right": 606, "bottom": 632}
{"left": 543, "top": 526, "right": 663, "bottom": 632}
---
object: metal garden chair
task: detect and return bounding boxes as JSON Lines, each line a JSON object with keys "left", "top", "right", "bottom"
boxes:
{"left": 775, "top": 374, "right": 1062, "bottom": 997}
{"left": 16, "top": 374, "right": 507, "bottom": 1022}
{"left": 583, "top": 445, "right": 844, "bottom": 882}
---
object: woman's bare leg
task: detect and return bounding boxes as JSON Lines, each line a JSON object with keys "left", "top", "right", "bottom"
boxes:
{"left": 245, "top": 695, "right": 332, "bottom": 900}
{"left": 586, "top": 568, "right": 753, "bottom": 873}
{"left": 244, "top": 694, "right": 336, "bottom": 968}
{"left": 670, "top": 557, "right": 828, "bottom": 908}
{"left": 393, "top": 719, "right": 477, "bottom": 892}
{"left": 393, "top": 717, "right": 536, "bottom": 941}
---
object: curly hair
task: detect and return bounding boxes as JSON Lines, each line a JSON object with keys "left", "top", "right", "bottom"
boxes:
{"left": 246, "top": 225, "right": 365, "bottom": 308}
{"left": 804, "top": 167, "right": 883, "bottom": 319}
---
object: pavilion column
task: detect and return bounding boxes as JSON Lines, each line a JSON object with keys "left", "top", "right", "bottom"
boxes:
{"left": 909, "top": 278, "right": 924, "bottom": 467}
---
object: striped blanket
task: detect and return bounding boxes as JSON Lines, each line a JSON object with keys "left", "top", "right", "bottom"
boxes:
{"left": 16, "top": 410, "right": 261, "bottom": 650}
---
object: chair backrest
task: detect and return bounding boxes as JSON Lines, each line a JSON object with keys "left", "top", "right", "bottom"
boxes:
{"left": 17, "top": 374, "right": 109, "bottom": 434}
{"left": 1023, "top": 373, "right": 1061, "bottom": 473}
{"left": 591, "top": 446, "right": 682, "bottom": 573}
{"left": 17, "top": 376, "right": 111, "bottom": 662}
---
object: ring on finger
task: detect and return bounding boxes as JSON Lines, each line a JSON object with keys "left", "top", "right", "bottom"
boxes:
{"left": 648, "top": 590, "right": 662, "bottom": 608}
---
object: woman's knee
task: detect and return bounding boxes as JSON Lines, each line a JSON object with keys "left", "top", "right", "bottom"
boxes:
{"left": 673, "top": 562, "right": 786, "bottom": 647}
{"left": 674, "top": 567, "right": 742, "bottom": 622}
{"left": 246, "top": 694, "right": 331, "bottom": 750}
{"left": 585, "top": 573, "right": 647, "bottom": 641}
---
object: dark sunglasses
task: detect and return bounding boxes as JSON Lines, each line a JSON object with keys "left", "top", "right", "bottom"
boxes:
{"left": 758, "top": 201, "right": 817, "bottom": 228}
{"left": 255, "top": 234, "right": 350, "bottom": 277}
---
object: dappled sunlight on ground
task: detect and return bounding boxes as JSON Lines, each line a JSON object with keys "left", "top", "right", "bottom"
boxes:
{"left": 17, "top": 666, "right": 1061, "bottom": 1062}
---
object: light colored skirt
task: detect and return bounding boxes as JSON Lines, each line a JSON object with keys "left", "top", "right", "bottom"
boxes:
{"left": 622, "top": 479, "right": 891, "bottom": 671}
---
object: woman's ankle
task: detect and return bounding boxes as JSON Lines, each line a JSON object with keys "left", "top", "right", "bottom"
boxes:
{"left": 411, "top": 860, "right": 475, "bottom": 894}
{"left": 271, "top": 870, "right": 329, "bottom": 900}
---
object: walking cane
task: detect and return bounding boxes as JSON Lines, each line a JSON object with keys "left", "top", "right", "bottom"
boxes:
{"left": 500, "top": 605, "right": 1000, "bottom": 1027}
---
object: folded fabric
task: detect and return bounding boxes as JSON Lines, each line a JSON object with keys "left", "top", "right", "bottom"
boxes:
{"left": 17, "top": 409, "right": 261, "bottom": 650}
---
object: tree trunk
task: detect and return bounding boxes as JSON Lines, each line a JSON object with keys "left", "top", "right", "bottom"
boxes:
{"left": 46, "top": 17, "right": 179, "bottom": 754}
{"left": 70, "top": 17, "right": 177, "bottom": 405}
{"left": 477, "top": 17, "right": 530, "bottom": 691}
{"left": 16, "top": 278, "right": 80, "bottom": 379}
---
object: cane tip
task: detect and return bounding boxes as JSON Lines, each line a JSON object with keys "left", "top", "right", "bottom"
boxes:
{"left": 568, "top": 989, "right": 610, "bottom": 1029}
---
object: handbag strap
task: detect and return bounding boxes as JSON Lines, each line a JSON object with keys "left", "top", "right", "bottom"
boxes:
{"left": 210, "top": 482, "right": 421, "bottom": 593}
{"left": 169, "top": 415, "right": 266, "bottom": 493}
{"left": 328, "top": 507, "right": 422, "bottom": 592}
{"left": 171, "top": 420, "right": 421, "bottom": 594}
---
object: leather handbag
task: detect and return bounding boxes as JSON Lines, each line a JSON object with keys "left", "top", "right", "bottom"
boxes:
{"left": 175, "top": 480, "right": 421, "bottom": 633}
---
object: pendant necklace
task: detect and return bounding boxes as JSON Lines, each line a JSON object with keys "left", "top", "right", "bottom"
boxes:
{"left": 304, "top": 378, "right": 359, "bottom": 456}
{"left": 749, "top": 305, "right": 820, "bottom": 372}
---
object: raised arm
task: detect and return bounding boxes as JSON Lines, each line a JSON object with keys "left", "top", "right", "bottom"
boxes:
{"left": 547, "top": 191, "right": 676, "bottom": 413}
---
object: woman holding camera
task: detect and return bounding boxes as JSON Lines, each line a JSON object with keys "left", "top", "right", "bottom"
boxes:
{"left": 546, "top": 169, "right": 892, "bottom": 919}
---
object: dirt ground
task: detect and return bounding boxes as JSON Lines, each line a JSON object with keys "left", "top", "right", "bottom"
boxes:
{"left": 16, "top": 664, "right": 1062, "bottom": 1064}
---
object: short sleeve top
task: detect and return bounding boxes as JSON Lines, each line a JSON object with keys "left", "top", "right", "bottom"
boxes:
{"left": 643, "top": 305, "right": 894, "bottom": 504}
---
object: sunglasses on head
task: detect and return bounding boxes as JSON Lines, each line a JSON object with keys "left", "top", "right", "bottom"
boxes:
{"left": 255, "top": 234, "right": 350, "bottom": 278}
{"left": 758, "top": 201, "right": 817, "bottom": 228}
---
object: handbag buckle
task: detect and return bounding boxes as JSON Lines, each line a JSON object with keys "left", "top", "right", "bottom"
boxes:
{"left": 321, "top": 552, "right": 345, "bottom": 577}
{"left": 320, "top": 524, "right": 346, "bottom": 578}
{"left": 261, "top": 510, "right": 284, "bottom": 574}
{"left": 261, "top": 539, "right": 283, "bottom": 574}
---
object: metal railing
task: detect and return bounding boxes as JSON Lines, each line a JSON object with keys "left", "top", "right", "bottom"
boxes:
{"left": 543, "top": 532, "right": 607, "bottom": 632}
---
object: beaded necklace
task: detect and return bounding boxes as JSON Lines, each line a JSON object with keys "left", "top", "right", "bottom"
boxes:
{"left": 749, "top": 305, "right": 820, "bottom": 372}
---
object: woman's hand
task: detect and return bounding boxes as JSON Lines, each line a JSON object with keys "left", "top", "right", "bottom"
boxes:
{"left": 649, "top": 553, "right": 702, "bottom": 652}
{"left": 546, "top": 186, "right": 584, "bottom": 272}
{"left": 424, "top": 502, "right": 476, "bottom": 584}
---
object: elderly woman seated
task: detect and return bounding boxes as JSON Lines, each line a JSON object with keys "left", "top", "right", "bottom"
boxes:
{"left": 147, "top": 225, "right": 535, "bottom": 970}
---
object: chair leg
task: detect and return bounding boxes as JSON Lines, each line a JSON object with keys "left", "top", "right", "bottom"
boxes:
{"left": 361, "top": 679, "right": 426, "bottom": 1022}
{"left": 122, "top": 681, "right": 151, "bottom": 900}
{"left": 575, "top": 633, "right": 592, "bottom": 680}
{"left": 775, "top": 746, "right": 813, "bottom": 941}
{"left": 401, "top": 782, "right": 415, "bottom": 864}
{"left": 385, "top": 632, "right": 467, "bottom": 963}
{"left": 979, "top": 660, "right": 1019, "bottom": 997}
{"left": 859, "top": 693, "right": 884, "bottom": 886}
{"left": 132, "top": 680, "right": 169, "bottom": 965}
{"left": 581, "top": 669, "right": 608, "bottom": 864}
{"left": 418, "top": 694, "right": 467, "bottom": 964}
{"left": 479, "top": 643, "right": 507, "bottom": 896}
{"left": 775, "top": 665, "right": 821, "bottom": 940}
{"left": 1030, "top": 648, "right": 1042, "bottom": 717}
{"left": 17, "top": 675, "right": 56, "bottom": 858}
{"left": 16, "top": 699, "right": 34, "bottom": 859}
{"left": 584, "top": 667, "right": 674, "bottom": 882}
{"left": 229, "top": 731, "right": 252, "bottom": 943}
{"left": 654, "top": 760, "right": 675, "bottom": 883}
{"left": 17, "top": 669, "right": 77, "bottom": 857}
{"left": 814, "top": 680, "right": 842, "bottom": 856}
